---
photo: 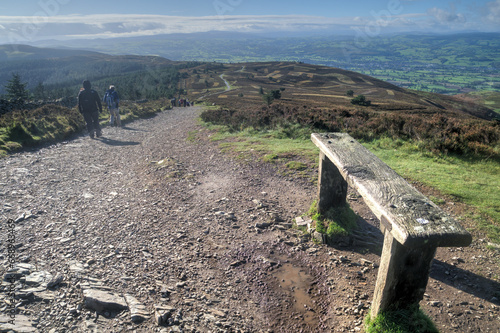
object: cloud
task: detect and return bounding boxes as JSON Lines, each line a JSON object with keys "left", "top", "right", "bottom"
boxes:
{"left": 0, "top": 10, "right": 496, "bottom": 44}
{"left": 486, "top": 0, "right": 500, "bottom": 24}
{"left": 427, "top": 7, "right": 466, "bottom": 24}
{"left": 0, "top": 14, "right": 367, "bottom": 42}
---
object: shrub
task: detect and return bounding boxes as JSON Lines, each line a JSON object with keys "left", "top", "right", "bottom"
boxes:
{"left": 351, "top": 95, "right": 371, "bottom": 106}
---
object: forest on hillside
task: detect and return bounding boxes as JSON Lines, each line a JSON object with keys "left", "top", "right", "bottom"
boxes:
{"left": 0, "top": 47, "right": 203, "bottom": 102}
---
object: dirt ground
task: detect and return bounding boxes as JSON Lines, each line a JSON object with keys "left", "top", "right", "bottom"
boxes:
{"left": 0, "top": 106, "right": 498, "bottom": 332}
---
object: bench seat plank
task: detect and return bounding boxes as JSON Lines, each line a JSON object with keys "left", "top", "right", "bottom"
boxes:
{"left": 311, "top": 133, "right": 472, "bottom": 248}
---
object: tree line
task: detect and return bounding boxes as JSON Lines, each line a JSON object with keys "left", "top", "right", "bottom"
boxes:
{"left": 1, "top": 66, "right": 184, "bottom": 113}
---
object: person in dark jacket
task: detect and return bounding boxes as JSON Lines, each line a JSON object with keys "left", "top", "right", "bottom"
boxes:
{"left": 78, "top": 80, "right": 102, "bottom": 138}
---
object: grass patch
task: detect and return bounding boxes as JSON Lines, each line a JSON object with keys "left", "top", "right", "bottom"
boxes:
{"left": 365, "top": 307, "right": 439, "bottom": 333}
{"left": 362, "top": 138, "right": 500, "bottom": 243}
{"left": 308, "top": 201, "right": 357, "bottom": 237}
{"left": 202, "top": 121, "right": 319, "bottom": 169}
{"left": 186, "top": 130, "right": 199, "bottom": 142}
{"left": 285, "top": 161, "right": 308, "bottom": 170}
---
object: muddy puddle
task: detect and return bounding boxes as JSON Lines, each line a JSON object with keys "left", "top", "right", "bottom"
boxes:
{"left": 272, "top": 256, "right": 319, "bottom": 326}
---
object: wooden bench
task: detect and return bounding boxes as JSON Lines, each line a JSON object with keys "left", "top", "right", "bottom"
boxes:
{"left": 311, "top": 132, "right": 472, "bottom": 317}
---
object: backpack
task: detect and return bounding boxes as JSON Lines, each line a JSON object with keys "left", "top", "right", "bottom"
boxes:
{"left": 79, "top": 89, "right": 99, "bottom": 113}
{"left": 104, "top": 91, "right": 116, "bottom": 108}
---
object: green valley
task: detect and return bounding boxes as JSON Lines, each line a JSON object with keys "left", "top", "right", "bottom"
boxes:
{"left": 33, "top": 32, "right": 500, "bottom": 95}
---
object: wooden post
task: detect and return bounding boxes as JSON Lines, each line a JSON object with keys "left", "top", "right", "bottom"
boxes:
{"left": 317, "top": 151, "right": 348, "bottom": 214}
{"left": 371, "top": 229, "right": 437, "bottom": 317}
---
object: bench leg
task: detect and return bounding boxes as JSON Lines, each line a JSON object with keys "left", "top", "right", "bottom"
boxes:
{"left": 371, "top": 229, "right": 437, "bottom": 318}
{"left": 317, "top": 151, "right": 348, "bottom": 214}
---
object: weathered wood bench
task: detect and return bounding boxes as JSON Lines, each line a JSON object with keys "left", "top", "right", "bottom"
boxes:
{"left": 311, "top": 132, "right": 472, "bottom": 317}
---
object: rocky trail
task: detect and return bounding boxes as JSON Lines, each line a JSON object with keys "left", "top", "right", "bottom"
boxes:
{"left": 0, "top": 106, "right": 499, "bottom": 332}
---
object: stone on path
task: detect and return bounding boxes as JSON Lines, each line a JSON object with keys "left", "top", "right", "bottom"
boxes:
{"left": 154, "top": 305, "right": 176, "bottom": 326}
{"left": 47, "top": 273, "right": 64, "bottom": 289}
{"left": 25, "top": 271, "right": 53, "bottom": 288}
{"left": 124, "top": 294, "right": 150, "bottom": 323}
{"left": 83, "top": 289, "right": 128, "bottom": 313}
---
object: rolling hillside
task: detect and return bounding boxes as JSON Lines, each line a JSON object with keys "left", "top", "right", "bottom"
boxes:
{"left": 182, "top": 62, "right": 496, "bottom": 121}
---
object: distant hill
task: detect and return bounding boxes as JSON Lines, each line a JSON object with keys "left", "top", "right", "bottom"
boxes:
{"left": 29, "top": 32, "right": 500, "bottom": 95}
{"left": 0, "top": 45, "right": 179, "bottom": 96}
{"left": 0, "top": 44, "right": 101, "bottom": 61}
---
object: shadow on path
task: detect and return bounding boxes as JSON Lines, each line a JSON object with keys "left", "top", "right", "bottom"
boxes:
{"left": 96, "top": 137, "right": 140, "bottom": 146}
{"left": 329, "top": 216, "right": 500, "bottom": 305}
{"left": 121, "top": 126, "right": 148, "bottom": 132}
{"left": 430, "top": 259, "right": 500, "bottom": 305}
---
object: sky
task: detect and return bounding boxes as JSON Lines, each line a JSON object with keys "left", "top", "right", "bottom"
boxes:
{"left": 0, "top": 0, "right": 499, "bottom": 44}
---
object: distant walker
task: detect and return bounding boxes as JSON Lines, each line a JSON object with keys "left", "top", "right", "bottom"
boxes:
{"left": 104, "top": 85, "right": 121, "bottom": 127}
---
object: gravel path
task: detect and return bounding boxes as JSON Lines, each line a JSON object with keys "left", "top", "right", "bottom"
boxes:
{"left": 1, "top": 106, "right": 499, "bottom": 333}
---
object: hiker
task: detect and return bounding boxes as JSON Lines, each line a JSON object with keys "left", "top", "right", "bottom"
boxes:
{"left": 104, "top": 85, "right": 121, "bottom": 127}
{"left": 171, "top": 98, "right": 176, "bottom": 107}
{"left": 78, "top": 80, "right": 102, "bottom": 138}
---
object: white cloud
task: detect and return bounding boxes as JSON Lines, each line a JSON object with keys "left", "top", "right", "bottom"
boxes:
{"left": 0, "top": 11, "right": 496, "bottom": 44}
{"left": 0, "top": 14, "right": 367, "bottom": 42}
{"left": 427, "top": 7, "right": 466, "bottom": 24}
{"left": 486, "top": 0, "right": 500, "bottom": 24}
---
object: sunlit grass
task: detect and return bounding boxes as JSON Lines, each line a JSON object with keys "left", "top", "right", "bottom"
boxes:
{"left": 204, "top": 123, "right": 319, "bottom": 166}
{"left": 362, "top": 137, "right": 500, "bottom": 243}
{"left": 365, "top": 307, "right": 439, "bottom": 333}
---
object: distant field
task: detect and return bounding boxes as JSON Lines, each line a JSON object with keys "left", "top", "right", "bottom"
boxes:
{"left": 47, "top": 32, "right": 500, "bottom": 96}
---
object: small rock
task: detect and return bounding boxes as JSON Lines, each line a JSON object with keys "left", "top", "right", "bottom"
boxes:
{"left": 155, "top": 305, "right": 175, "bottom": 326}
{"left": 452, "top": 257, "right": 465, "bottom": 263}
{"left": 229, "top": 260, "right": 245, "bottom": 267}
{"left": 339, "top": 256, "right": 350, "bottom": 263}
{"left": 15, "top": 213, "right": 25, "bottom": 223}
{"left": 360, "top": 258, "right": 373, "bottom": 266}
{"left": 210, "top": 309, "right": 227, "bottom": 318}
{"left": 62, "top": 228, "right": 75, "bottom": 238}
{"left": 25, "top": 271, "right": 53, "bottom": 288}
{"left": 255, "top": 222, "right": 271, "bottom": 229}
{"left": 312, "top": 231, "right": 324, "bottom": 244}
{"left": 83, "top": 289, "right": 128, "bottom": 313}
{"left": 47, "top": 273, "right": 64, "bottom": 289}
{"left": 124, "top": 294, "right": 150, "bottom": 323}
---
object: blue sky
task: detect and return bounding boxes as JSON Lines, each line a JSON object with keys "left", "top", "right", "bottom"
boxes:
{"left": 0, "top": 0, "right": 499, "bottom": 44}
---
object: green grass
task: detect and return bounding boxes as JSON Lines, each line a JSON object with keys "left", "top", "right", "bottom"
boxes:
{"left": 308, "top": 201, "right": 358, "bottom": 237}
{"left": 203, "top": 123, "right": 319, "bottom": 166}
{"left": 362, "top": 137, "right": 500, "bottom": 243}
{"left": 365, "top": 307, "right": 439, "bottom": 333}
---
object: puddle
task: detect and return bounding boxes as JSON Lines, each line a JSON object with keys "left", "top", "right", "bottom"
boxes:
{"left": 273, "top": 256, "right": 318, "bottom": 326}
